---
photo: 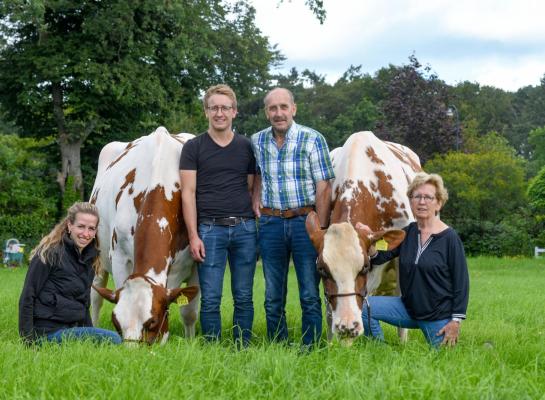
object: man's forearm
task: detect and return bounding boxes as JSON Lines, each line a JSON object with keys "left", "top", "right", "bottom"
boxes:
{"left": 315, "top": 180, "right": 332, "bottom": 227}
{"left": 181, "top": 190, "right": 199, "bottom": 240}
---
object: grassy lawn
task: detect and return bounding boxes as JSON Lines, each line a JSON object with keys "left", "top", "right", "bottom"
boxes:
{"left": 1, "top": 257, "right": 544, "bottom": 399}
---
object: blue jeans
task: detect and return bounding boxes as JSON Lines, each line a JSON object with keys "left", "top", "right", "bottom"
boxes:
{"left": 362, "top": 296, "right": 450, "bottom": 348}
{"left": 198, "top": 220, "right": 257, "bottom": 345}
{"left": 45, "top": 327, "right": 122, "bottom": 344}
{"left": 258, "top": 215, "right": 322, "bottom": 346}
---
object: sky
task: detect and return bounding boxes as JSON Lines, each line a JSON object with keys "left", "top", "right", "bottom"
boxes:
{"left": 251, "top": 0, "right": 545, "bottom": 92}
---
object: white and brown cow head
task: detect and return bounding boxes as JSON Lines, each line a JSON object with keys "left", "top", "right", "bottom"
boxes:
{"left": 306, "top": 211, "right": 404, "bottom": 339}
{"left": 93, "top": 274, "right": 198, "bottom": 344}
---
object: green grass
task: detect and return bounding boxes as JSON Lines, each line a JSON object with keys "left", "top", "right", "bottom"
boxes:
{"left": 1, "top": 257, "right": 544, "bottom": 399}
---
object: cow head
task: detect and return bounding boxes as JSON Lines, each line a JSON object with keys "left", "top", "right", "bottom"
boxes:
{"left": 305, "top": 211, "right": 404, "bottom": 340}
{"left": 93, "top": 274, "right": 198, "bottom": 344}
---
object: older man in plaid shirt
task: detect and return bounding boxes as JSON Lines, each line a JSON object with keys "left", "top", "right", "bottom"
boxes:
{"left": 252, "top": 88, "right": 334, "bottom": 347}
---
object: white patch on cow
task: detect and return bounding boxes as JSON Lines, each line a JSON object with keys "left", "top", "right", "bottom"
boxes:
{"left": 146, "top": 269, "right": 168, "bottom": 286}
{"left": 322, "top": 223, "right": 365, "bottom": 336}
{"left": 113, "top": 277, "right": 153, "bottom": 341}
{"left": 157, "top": 217, "right": 169, "bottom": 232}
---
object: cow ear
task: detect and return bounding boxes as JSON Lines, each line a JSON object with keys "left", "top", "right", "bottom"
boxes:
{"left": 370, "top": 229, "right": 406, "bottom": 251}
{"left": 305, "top": 211, "right": 325, "bottom": 250}
{"left": 93, "top": 285, "right": 119, "bottom": 304}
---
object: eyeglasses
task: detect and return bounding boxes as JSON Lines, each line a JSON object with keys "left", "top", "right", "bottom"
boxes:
{"left": 410, "top": 195, "right": 435, "bottom": 202}
{"left": 206, "top": 105, "right": 234, "bottom": 114}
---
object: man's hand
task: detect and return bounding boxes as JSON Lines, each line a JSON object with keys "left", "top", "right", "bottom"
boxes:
{"left": 189, "top": 236, "right": 206, "bottom": 263}
{"left": 438, "top": 320, "right": 460, "bottom": 347}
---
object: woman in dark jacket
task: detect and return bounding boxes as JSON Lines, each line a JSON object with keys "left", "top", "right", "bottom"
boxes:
{"left": 19, "top": 202, "right": 121, "bottom": 345}
{"left": 358, "top": 172, "right": 469, "bottom": 348}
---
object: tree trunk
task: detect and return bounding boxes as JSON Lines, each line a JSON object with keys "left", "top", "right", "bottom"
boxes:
{"left": 57, "top": 137, "right": 84, "bottom": 197}
{"left": 52, "top": 81, "right": 84, "bottom": 198}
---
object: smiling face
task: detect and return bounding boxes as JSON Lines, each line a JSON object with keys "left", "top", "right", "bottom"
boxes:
{"left": 67, "top": 212, "right": 98, "bottom": 250}
{"left": 409, "top": 183, "right": 442, "bottom": 221}
{"left": 264, "top": 88, "right": 297, "bottom": 135}
{"left": 205, "top": 93, "right": 237, "bottom": 133}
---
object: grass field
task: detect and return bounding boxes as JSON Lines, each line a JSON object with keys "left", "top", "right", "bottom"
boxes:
{"left": 1, "top": 257, "right": 544, "bottom": 399}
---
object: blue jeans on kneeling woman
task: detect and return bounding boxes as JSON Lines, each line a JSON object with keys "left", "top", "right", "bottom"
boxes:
{"left": 44, "top": 326, "right": 122, "bottom": 344}
{"left": 362, "top": 296, "right": 450, "bottom": 348}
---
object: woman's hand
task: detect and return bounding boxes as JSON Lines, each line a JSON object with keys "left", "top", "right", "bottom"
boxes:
{"left": 438, "top": 320, "right": 460, "bottom": 347}
{"left": 355, "top": 222, "right": 373, "bottom": 234}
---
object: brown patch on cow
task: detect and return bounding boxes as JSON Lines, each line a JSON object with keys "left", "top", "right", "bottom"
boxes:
{"left": 174, "top": 182, "right": 180, "bottom": 189}
{"left": 133, "top": 191, "right": 144, "bottom": 212}
{"left": 107, "top": 141, "right": 137, "bottom": 170}
{"left": 116, "top": 169, "right": 137, "bottom": 207}
{"left": 385, "top": 142, "right": 422, "bottom": 173}
{"left": 332, "top": 181, "right": 402, "bottom": 231}
{"left": 366, "top": 146, "right": 385, "bottom": 165}
{"left": 111, "top": 229, "right": 118, "bottom": 250}
{"left": 129, "top": 187, "right": 133, "bottom": 195}
{"left": 90, "top": 189, "right": 99, "bottom": 205}
{"left": 132, "top": 186, "right": 188, "bottom": 276}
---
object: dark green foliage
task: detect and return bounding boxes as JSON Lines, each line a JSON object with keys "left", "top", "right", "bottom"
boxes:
{"left": 0, "top": 134, "right": 57, "bottom": 242}
{"left": 375, "top": 56, "right": 456, "bottom": 163}
{"left": 527, "top": 126, "right": 545, "bottom": 176}
{"left": 528, "top": 165, "right": 545, "bottom": 212}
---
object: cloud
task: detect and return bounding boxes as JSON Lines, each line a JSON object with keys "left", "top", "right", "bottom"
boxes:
{"left": 251, "top": 0, "right": 545, "bottom": 91}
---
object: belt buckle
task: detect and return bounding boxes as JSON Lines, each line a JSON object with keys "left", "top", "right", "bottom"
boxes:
{"left": 279, "top": 209, "right": 287, "bottom": 218}
{"left": 226, "top": 216, "right": 238, "bottom": 226}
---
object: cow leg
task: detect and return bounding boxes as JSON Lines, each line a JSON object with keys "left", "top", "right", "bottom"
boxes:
{"left": 393, "top": 258, "right": 409, "bottom": 343}
{"left": 91, "top": 269, "right": 109, "bottom": 326}
{"left": 180, "top": 265, "right": 200, "bottom": 338}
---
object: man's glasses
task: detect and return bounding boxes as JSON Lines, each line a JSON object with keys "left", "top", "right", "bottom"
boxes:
{"left": 410, "top": 195, "right": 435, "bottom": 202}
{"left": 206, "top": 105, "right": 234, "bottom": 114}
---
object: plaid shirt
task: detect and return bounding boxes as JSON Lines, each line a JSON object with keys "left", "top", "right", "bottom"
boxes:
{"left": 251, "top": 122, "right": 335, "bottom": 209}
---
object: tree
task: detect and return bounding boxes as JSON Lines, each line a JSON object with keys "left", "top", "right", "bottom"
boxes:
{"left": 375, "top": 55, "right": 457, "bottom": 163}
{"left": 451, "top": 81, "right": 515, "bottom": 140}
{"left": 511, "top": 76, "right": 545, "bottom": 157}
{"left": 0, "top": 0, "right": 279, "bottom": 200}
{"left": 426, "top": 133, "right": 529, "bottom": 256}
{"left": 528, "top": 126, "right": 545, "bottom": 176}
{"left": 0, "top": 134, "right": 57, "bottom": 241}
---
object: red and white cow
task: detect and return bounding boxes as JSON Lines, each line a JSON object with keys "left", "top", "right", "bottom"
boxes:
{"left": 306, "top": 131, "right": 421, "bottom": 340}
{"left": 90, "top": 127, "right": 199, "bottom": 344}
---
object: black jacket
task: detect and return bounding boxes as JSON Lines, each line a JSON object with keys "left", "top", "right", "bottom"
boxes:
{"left": 18, "top": 235, "right": 97, "bottom": 343}
{"left": 372, "top": 222, "right": 469, "bottom": 321}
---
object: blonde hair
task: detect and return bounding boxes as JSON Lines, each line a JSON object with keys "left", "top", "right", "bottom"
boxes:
{"left": 203, "top": 84, "right": 237, "bottom": 110}
{"left": 30, "top": 202, "right": 102, "bottom": 273}
{"left": 407, "top": 172, "right": 449, "bottom": 206}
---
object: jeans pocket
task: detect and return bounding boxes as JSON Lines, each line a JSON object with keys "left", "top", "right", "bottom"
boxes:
{"left": 258, "top": 215, "right": 273, "bottom": 226}
{"left": 198, "top": 223, "right": 213, "bottom": 237}
{"left": 242, "top": 219, "right": 257, "bottom": 233}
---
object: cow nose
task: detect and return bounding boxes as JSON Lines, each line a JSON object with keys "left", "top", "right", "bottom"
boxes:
{"left": 335, "top": 321, "right": 362, "bottom": 337}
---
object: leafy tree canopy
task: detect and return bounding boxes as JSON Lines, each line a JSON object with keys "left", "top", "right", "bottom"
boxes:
{"left": 0, "top": 0, "right": 280, "bottom": 198}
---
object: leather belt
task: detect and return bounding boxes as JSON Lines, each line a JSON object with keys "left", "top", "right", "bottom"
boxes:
{"left": 260, "top": 206, "right": 314, "bottom": 219}
{"left": 199, "top": 217, "right": 253, "bottom": 226}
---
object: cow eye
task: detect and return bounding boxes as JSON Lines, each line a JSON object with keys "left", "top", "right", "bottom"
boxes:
{"left": 144, "top": 318, "right": 158, "bottom": 330}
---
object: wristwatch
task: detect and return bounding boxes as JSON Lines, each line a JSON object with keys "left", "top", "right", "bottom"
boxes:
{"left": 451, "top": 317, "right": 462, "bottom": 323}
